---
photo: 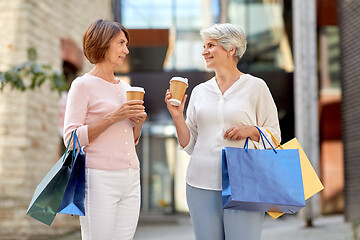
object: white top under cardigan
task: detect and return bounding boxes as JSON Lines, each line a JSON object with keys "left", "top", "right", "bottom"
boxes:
{"left": 183, "top": 74, "right": 281, "bottom": 191}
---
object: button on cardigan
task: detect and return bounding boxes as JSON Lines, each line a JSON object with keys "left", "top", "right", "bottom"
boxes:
{"left": 183, "top": 74, "right": 281, "bottom": 190}
{"left": 63, "top": 73, "right": 140, "bottom": 170}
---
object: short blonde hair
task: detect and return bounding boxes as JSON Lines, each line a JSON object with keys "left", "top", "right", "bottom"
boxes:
{"left": 200, "top": 23, "right": 247, "bottom": 62}
{"left": 82, "top": 19, "right": 129, "bottom": 64}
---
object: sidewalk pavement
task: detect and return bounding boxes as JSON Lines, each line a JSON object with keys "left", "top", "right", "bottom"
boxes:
{"left": 55, "top": 213, "right": 355, "bottom": 240}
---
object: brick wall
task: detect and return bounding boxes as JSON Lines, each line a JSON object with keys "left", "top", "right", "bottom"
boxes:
{"left": 0, "top": 0, "right": 113, "bottom": 238}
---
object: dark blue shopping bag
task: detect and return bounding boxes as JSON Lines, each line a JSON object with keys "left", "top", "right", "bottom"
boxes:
{"left": 58, "top": 130, "right": 85, "bottom": 216}
{"left": 222, "top": 127, "right": 305, "bottom": 214}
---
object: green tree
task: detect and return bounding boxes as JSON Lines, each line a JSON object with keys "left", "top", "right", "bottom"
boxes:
{"left": 0, "top": 47, "right": 68, "bottom": 93}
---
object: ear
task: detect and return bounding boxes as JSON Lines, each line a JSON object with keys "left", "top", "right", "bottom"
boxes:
{"left": 228, "top": 47, "right": 236, "bottom": 58}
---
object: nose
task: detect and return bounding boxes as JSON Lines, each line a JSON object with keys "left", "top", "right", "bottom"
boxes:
{"left": 202, "top": 48, "right": 208, "bottom": 56}
{"left": 124, "top": 45, "right": 129, "bottom": 55}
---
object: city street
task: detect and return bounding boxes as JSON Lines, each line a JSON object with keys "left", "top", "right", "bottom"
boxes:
{"left": 55, "top": 213, "right": 354, "bottom": 240}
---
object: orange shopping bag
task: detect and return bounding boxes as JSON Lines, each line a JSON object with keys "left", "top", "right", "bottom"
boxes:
{"left": 266, "top": 130, "right": 324, "bottom": 219}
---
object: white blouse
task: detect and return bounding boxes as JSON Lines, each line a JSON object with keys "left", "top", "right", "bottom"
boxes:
{"left": 183, "top": 74, "right": 281, "bottom": 190}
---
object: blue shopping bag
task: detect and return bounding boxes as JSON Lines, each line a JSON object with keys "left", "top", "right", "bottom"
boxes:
{"left": 222, "top": 127, "right": 305, "bottom": 214}
{"left": 58, "top": 130, "right": 86, "bottom": 216}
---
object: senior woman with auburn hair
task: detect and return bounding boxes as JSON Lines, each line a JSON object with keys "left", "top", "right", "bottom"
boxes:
{"left": 165, "top": 23, "right": 281, "bottom": 240}
{"left": 63, "top": 19, "right": 146, "bottom": 240}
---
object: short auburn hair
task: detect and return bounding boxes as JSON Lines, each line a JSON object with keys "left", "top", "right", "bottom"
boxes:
{"left": 82, "top": 19, "right": 130, "bottom": 64}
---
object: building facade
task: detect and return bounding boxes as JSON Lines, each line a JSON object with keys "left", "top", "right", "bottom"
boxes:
{"left": 119, "top": 0, "right": 296, "bottom": 214}
{"left": 0, "top": 0, "right": 112, "bottom": 238}
{"left": 338, "top": 0, "right": 360, "bottom": 222}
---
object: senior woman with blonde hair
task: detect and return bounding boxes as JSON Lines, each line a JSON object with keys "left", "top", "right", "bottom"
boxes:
{"left": 165, "top": 23, "right": 281, "bottom": 240}
{"left": 63, "top": 19, "right": 146, "bottom": 240}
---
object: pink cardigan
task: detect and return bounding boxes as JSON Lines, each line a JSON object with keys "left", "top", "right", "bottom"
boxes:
{"left": 63, "top": 73, "right": 140, "bottom": 170}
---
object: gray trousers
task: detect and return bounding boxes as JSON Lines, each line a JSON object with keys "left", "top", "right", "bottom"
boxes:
{"left": 186, "top": 184, "right": 264, "bottom": 240}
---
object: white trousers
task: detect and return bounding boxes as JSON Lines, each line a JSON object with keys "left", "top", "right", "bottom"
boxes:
{"left": 80, "top": 168, "right": 141, "bottom": 240}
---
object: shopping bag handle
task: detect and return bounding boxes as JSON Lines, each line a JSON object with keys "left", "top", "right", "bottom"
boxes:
{"left": 72, "top": 129, "right": 83, "bottom": 156}
{"left": 62, "top": 131, "right": 74, "bottom": 162}
{"left": 69, "top": 129, "right": 84, "bottom": 167}
{"left": 265, "top": 128, "right": 283, "bottom": 149}
{"left": 255, "top": 126, "right": 277, "bottom": 153}
{"left": 244, "top": 126, "right": 277, "bottom": 154}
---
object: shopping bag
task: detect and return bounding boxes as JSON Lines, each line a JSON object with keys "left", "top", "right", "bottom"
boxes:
{"left": 26, "top": 132, "right": 74, "bottom": 226}
{"left": 58, "top": 131, "right": 85, "bottom": 216}
{"left": 266, "top": 130, "right": 324, "bottom": 219}
{"left": 222, "top": 126, "right": 305, "bottom": 214}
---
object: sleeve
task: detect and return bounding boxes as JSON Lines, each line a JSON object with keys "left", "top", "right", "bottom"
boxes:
{"left": 63, "top": 79, "right": 90, "bottom": 149}
{"left": 181, "top": 88, "right": 198, "bottom": 155}
{"left": 252, "top": 81, "right": 281, "bottom": 150}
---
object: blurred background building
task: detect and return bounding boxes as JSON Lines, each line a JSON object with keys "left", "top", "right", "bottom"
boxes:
{"left": 337, "top": 0, "right": 360, "bottom": 223}
{"left": 115, "top": 0, "right": 297, "bottom": 215}
{"left": 0, "top": 0, "right": 358, "bottom": 239}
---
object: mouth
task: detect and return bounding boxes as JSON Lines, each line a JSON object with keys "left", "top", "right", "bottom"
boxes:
{"left": 119, "top": 56, "right": 125, "bottom": 60}
{"left": 204, "top": 56, "right": 213, "bottom": 62}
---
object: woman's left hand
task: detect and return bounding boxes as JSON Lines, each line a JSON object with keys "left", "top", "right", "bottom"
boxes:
{"left": 130, "top": 112, "right": 147, "bottom": 126}
{"left": 224, "top": 125, "right": 260, "bottom": 142}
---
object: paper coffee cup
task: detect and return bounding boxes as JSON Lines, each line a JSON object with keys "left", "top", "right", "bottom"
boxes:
{"left": 126, "top": 86, "right": 145, "bottom": 101}
{"left": 169, "top": 77, "right": 188, "bottom": 106}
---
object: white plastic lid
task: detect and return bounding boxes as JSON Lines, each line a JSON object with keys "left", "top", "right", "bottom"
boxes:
{"left": 169, "top": 77, "right": 188, "bottom": 86}
{"left": 126, "top": 86, "right": 145, "bottom": 93}
{"left": 169, "top": 99, "right": 181, "bottom": 106}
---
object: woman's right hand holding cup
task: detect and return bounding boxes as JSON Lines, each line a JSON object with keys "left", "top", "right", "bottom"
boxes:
{"left": 165, "top": 80, "right": 191, "bottom": 148}
{"left": 165, "top": 90, "right": 187, "bottom": 119}
{"left": 165, "top": 77, "right": 188, "bottom": 119}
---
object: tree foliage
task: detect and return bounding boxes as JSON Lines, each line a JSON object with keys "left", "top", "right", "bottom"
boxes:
{"left": 0, "top": 47, "right": 68, "bottom": 94}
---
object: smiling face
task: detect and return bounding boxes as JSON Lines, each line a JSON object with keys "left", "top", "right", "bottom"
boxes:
{"left": 202, "top": 38, "right": 229, "bottom": 70}
{"left": 103, "top": 30, "right": 129, "bottom": 67}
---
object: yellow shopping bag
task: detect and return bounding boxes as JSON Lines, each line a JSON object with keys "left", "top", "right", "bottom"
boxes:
{"left": 266, "top": 130, "right": 324, "bottom": 219}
